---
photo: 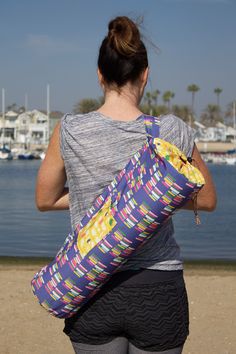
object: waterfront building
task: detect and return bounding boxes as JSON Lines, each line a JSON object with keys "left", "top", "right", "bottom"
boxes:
{"left": 2, "top": 111, "right": 234, "bottom": 150}
{"left": 194, "top": 121, "right": 236, "bottom": 143}
{"left": 1, "top": 110, "right": 18, "bottom": 142}
{"left": 0, "top": 109, "right": 48, "bottom": 147}
{"left": 16, "top": 110, "right": 48, "bottom": 146}
{"left": 0, "top": 109, "right": 63, "bottom": 148}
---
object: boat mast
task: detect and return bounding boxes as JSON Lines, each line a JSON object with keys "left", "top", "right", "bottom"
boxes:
{"left": 233, "top": 101, "right": 236, "bottom": 145}
{"left": 25, "top": 93, "right": 28, "bottom": 112}
{"left": 1, "top": 88, "right": 5, "bottom": 145}
{"left": 47, "top": 84, "right": 50, "bottom": 143}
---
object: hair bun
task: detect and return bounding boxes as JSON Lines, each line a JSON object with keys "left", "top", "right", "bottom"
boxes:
{"left": 108, "top": 16, "right": 141, "bottom": 56}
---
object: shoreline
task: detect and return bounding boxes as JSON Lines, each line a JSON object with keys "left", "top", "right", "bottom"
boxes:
{"left": 1, "top": 141, "right": 235, "bottom": 157}
{"left": 1, "top": 255, "right": 236, "bottom": 265}
{"left": 1, "top": 255, "right": 236, "bottom": 274}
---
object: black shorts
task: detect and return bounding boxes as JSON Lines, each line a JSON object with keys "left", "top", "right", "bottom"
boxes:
{"left": 63, "top": 269, "right": 189, "bottom": 352}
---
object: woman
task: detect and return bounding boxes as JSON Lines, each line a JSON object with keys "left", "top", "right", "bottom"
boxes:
{"left": 36, "top": 16, "right": 216, "bottom": 354}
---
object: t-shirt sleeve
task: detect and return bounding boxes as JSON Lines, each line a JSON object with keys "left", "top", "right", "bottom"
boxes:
{"left": 59, "top": 113, "right": 72, "bottom": 160}
{"left": 160, "top": 114, "right": 197, "bottom": 157}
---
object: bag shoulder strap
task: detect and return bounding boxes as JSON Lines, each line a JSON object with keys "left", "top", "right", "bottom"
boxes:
{"left": 143, "top": 115, "right": 160, "bottom": 138}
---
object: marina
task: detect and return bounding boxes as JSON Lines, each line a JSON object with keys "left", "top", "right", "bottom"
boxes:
{"left": 1, "top": 145, "right": 236, "bottom": 164}
{"left": 1, "top": 143, "right": 236, "bottom": 164}
{"left": 0, "top": 144, "right": 44, "bottom": 160}
{"left": 0, "top": 160, "right": 235, "bottom": 260}
{"left": 0, "top": 86, "right": 60, "bottom": 160}
{"left": 202, "top": 151, "right": 236, "bottom": 165}
{"left": 1, "top": 88, "right": 236, "bottom": 163}
{"left": 1, "top": 86, "right": 236, "bottom": 162}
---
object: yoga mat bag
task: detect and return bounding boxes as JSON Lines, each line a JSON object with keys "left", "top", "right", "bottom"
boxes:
{"left": 31, "top": 115, "right": 205, "bottom": 318}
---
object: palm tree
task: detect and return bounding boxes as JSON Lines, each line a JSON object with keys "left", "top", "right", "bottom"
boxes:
{"left": 144, "top": 91, "right": 152, "bottom": 114}
{"left": 73, "top": 98, "right": 101, "bottom": 114}
{"left": 162, "top": 91, "right": 175, "bottom": 111}
{"left": 224, "top": 101, "right": 235, "bottom": 126}
{"left": 6, "top": 103, "right": 18, "bottom": 112}
{"left": 154, "top": 105, "right": 168, "bottom": 116}
{"left": 152, "top": 89, "right": 161, "bottom": 107}
{"left": 172, "top": 105, "right": 192, "bottom": 123}
{"left": 214, "top": 88, "right": 223, "bottom": 107}
{"left": 200, "top": 104, "right": 222, "bottom": 127}
{"left": 187, "top": 84, "right": 200, "bottom": 115}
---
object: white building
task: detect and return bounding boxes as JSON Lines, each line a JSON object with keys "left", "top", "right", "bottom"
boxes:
{"left": 0, "top": 111, "right": 18, "bottom": 142}
{"left": 0, "top": 109, "right": 49, "bottom": 146}
{"left": 16, "top": 110, "right": 48, "bottom": 145}
{"left": 194, "top": 121, "right": 236, "bottom": 142}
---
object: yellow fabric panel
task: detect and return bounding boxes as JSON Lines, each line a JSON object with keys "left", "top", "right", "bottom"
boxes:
{"left": 77, "top": 197, "right": 117, "bottom": 258}
{"left": 153, "top": 138, "right": 205, "bottom": 185}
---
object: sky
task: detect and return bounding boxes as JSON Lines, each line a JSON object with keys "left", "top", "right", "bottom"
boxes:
{"left": 0, "top": 0, "right": 235, "bottom": 118}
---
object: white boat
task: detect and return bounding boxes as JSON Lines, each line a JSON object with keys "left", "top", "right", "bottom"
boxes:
{"left": 210, "top": 155, "right": 226, "bottom": 165}
{"left": 202, "top": 154, "right": 213, "bottom": 163}
{"left": 39, "top": 151, "right": 46, "bottom": 160}
{"left": 225, "top": 156, "right": 236, "bottom": 165}
{"left": 0, "top": 146, "right": 13, "bottom": 160}
{"left": 0, "top": 150, "right": 9, "bottom": 160}
{"left": 10, "top": 147, "right": 35, "bottom": 160}
{"left": 18, "top": 152, "right": 35, "bottom": 160}
{"left": 203, "top": 152, "right": 236, "bottom": 165}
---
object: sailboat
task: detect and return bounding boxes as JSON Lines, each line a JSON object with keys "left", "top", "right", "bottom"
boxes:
{"left": 18, "top": 151, "right": 35, "bottom": 160}
{"left": 225, "top": 102, "right": 236, "bottom": 165}
{"left": 225, "top": 156, "right": 236, "bottom": 165}
{"left": 0, "top": 89, "right": 13, "bottom": 160}
{"left": 0, "top": 144, "right": 13, "bottom": 160}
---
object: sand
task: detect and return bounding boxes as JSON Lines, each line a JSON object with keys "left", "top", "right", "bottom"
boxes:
{"left": 0, "top": 262, "right": 235, "bottom": 354}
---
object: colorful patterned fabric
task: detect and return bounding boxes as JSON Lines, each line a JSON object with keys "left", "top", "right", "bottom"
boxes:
{"left": 31, "top": 115, "right": 204, "bottom": 319}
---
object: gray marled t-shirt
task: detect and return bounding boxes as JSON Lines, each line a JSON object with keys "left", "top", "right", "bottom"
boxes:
{"left": 60, "top": 112, "right": 196, "bottom": 271}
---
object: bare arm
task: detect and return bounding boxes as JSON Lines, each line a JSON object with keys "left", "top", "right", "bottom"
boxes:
{"left": 183, "top": 144, "right": 217, "bottom": 212}
{"left": 35, "top": 122, "right": 69, "bottom": 211}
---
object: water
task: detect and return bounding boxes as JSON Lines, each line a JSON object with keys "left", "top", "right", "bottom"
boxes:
{"left": 0, "top": 160, "right": 235, "bottom": 260}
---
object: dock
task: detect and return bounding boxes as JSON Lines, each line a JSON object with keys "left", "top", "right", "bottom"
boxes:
{"left": 196, "top": 141, "right": 235, "bottom": 153}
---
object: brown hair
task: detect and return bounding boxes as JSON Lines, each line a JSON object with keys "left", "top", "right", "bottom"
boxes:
{"left": 98, "top": 16, "right": 148, "bottom": 88}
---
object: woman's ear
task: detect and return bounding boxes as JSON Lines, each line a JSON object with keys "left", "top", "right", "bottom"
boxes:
{"left": 139, "top": 67, "right": 149, "bottom": 99}
{"left": 97, "top": 68, "right": 105, "bottom": 89}
{"left": 142, "top": 67, "right": 149, "bottom": 88}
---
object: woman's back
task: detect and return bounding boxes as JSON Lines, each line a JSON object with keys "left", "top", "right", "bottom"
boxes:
{"left": 60, "top": 111, "right": 195, "bottom": 271}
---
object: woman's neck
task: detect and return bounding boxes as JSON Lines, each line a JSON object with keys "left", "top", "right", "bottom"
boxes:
{"left": 97, "top": 87, "right": 143, "bottom": 121}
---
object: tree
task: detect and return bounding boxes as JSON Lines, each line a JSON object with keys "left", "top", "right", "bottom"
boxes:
{"left": 152, "top": 105, "right": 168, "bottom": 116}
{"left": 5, "top": 103, "right": 27, "bottom": 113}
{"left": 187, "top": 84, "right": 200, "bottom": 116}
{"left": 224, "top": 101, "right": 235, "bottom": 126}
{"left": 18, "top": 106, "right": 26, "bottom": 113}
{"left": 214, "top": 88, "right": 223, "bottom": 107}
{"left": 73, "top": 98, "right": 102, "bottom": 114}
{"left": 152, "top": 89, "right": 161, "bottom": 107}
{"left": 162, "top": 91, "right": 175, "bottom": 111}
{"left": 200, "top": 104, "right": 223, "bottom": 127}
{"left": 172, "top": 105, "right": 192, "bottom": 123}
{"left": 50, "top": 111, "right": 64, "bottom": 119}
{"left": 6, "top": 103, "right": 18, "bottom": 112}
{"left": 144, "top": 91, "right": 153, "bottom": 114}
{"left": 98, "top": 96, "right": 105, "bottom": 106}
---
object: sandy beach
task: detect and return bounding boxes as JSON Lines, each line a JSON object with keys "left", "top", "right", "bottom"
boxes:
{"left": 0, "top": 259, "right": 235, "bottom": 354}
